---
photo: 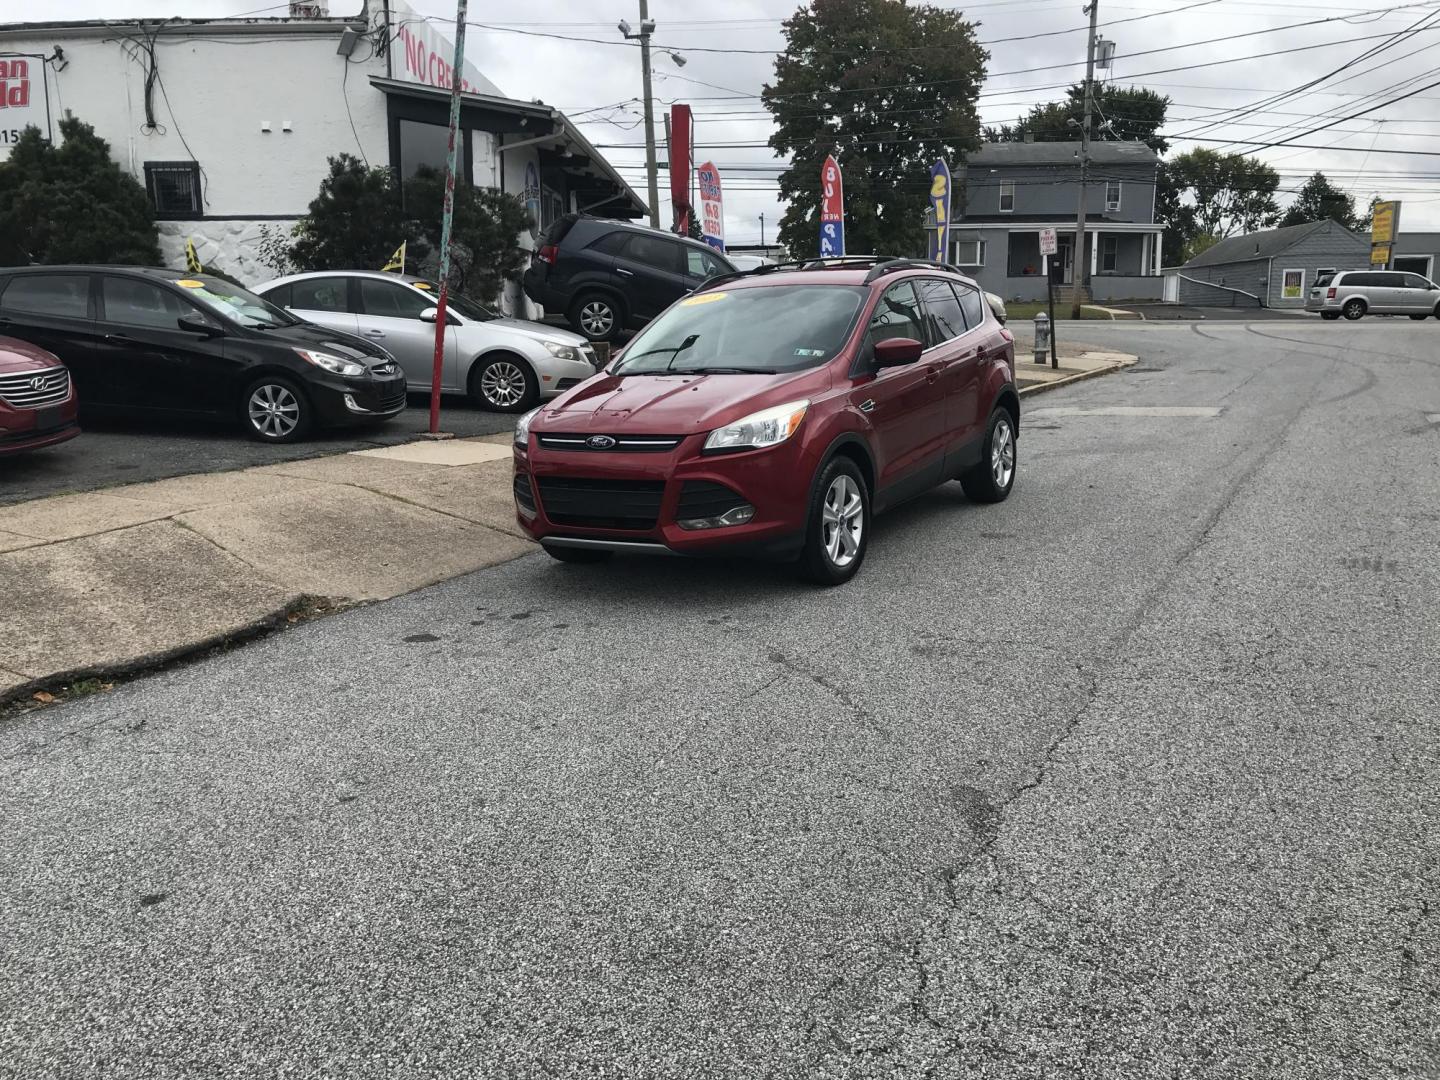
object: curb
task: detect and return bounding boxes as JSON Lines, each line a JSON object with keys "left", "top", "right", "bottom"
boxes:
{"left": 1017, "top": 355, "right": 1136, "bottom": 397}
{"left": 0, "top": 594, "right": 346, "bottom": 716}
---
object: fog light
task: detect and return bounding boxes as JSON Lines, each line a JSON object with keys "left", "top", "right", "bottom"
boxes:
{"left": 678, "top": 503, "right": 756, "bottom": 530}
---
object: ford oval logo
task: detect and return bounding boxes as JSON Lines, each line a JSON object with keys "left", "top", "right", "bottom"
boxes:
{"left": 586, "top": 435, "right": 617, "bottom": 450}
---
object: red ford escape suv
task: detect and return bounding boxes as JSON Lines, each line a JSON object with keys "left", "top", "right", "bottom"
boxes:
{"left": 512, "top": 257, "right": 1019, "bottom": 585}
{"left": 0, "top": 336, "right": 80, "bottom": 456}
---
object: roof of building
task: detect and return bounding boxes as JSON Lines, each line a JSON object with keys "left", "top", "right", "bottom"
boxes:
{"left": 964, "top": 141, "right": 1159, "bottom": 168}
{"left": 1182, "top": 219, "right": 1364, "bottom": 268}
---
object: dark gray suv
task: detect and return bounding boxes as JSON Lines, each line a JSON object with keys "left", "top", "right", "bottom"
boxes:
{"left": 1307, "top": 269, "right": 1440, "bottom": 320}
{"left": 523, "top": 215, "right": 736, "bottom": 341}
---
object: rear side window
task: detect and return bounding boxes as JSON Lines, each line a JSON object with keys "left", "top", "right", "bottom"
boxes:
{"left": 918, "top": 279, "right": 967, "bottom": 343}
{"left": 1314, "top": 274, "right": 1333, "bottom": 288}
{"left": 290, "top": 277, "right": 350, "bottom": 312}
{"left": 0, "top": 274, "right": 90, "bottom": 319}
{"left": 359, "top": 279, "right": 433, "bottom": 319}
{"left": 619, "top": 233, "right": 683, "bottom": 273}
{"left": 1378, "top": 272, "right": 1408, "bottom": 287}
{"left": 101, "top": 276, "right": 192, "bottom": 330}
{"left": 955, "top": 283, "right": 986, "bottom": 330}
{"left": 586, "top": 231, "right": 630, "bottom": 256}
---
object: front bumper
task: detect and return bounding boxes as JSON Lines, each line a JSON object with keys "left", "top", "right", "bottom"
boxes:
{"left": 0, "top": 391, "right": 81, "bottom": 455}
{"left": 309, "top": 373, "right": 409, "bottom": 426}
{"left": 513, "top": 432, "right": 812, "bottom": 560}
{"left": 535, "top": 353, "right": 602, "bottom": 399}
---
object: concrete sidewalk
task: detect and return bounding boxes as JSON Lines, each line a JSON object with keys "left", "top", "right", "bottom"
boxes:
{"left": 0, "top": 435, "right": 533, "bottom": 703}
{"left": 1, "top": 345, "right": 1136, "bottom": 705}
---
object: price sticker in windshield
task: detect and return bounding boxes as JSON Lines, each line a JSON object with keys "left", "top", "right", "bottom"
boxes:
{"left": 175, "top": 279, "right": 206, "bottom": 288}
{"left": 680, "top": 292, "right": 727, "bottom": 306}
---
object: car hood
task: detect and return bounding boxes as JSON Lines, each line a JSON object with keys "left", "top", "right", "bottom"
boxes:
{"left": 482, "top": 318, "right": 589, "bottom": 348}
{"left": 0, "top": 335, "right": 64, "bottom": 373}
{"left": 270, "top": 321, "right": 390, "bottom": 362}
{"left": 537, "top": 368, "right": 828, "bottom": 435}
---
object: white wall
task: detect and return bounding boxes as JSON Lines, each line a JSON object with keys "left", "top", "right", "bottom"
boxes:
{"left": 0, "top": 23, "right": 388, "bottom": 216}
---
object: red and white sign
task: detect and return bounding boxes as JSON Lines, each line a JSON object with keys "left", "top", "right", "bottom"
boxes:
{"left": 819, "top": 155, "right": 845, "bottom": 257}
{"left": 390, "top": 0, "right": 494, "bottom": 96}
{"left": 696, "top": 160, "right": 725, "bottom": 252}
{"left": 669, "top": 104, "right": 692, "bottom": 234}
{"left": 1039, "top": 228, "right": 1058, "bottom": 257}
{"left": 0, "top": 55, "right": 46, "bottom": 161}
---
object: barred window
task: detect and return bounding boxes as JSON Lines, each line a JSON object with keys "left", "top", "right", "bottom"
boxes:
{"left": 143, "top": 161, "right": 202, "bottom": 218}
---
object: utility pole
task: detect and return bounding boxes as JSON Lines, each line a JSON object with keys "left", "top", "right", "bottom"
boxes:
{"left": 638, "top": 1, "right": 660, "bottom": 229}
{"left": 427, "top": 0, "right": 468, "bottom": 437}
{"left": 759, "top": 212, "right": 765, "bottom": 247}
{"left": 1070, "top": 0, "right": 1099, "bottom": 319}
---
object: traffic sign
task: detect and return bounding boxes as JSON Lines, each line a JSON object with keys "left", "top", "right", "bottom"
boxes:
{"left": 1039, "top": 227, "right": 1058, "bottom": 257}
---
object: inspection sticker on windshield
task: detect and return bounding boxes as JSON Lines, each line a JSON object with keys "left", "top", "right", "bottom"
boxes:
{"left": 414, "top": 282, "right": 433, "bottom": 290}
{"left": 794, "top": 348, "right": 826, "bottom": 357}
{"left": 680, "top": 292, "right": 727, "bottom": 306}
{"left": 175, "top": 279, "right": 205, "bottom": 288}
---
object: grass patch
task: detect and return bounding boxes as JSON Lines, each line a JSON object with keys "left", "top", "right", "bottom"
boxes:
{"left": 1002, "top": 302, "right": 1116, "bottom": 320}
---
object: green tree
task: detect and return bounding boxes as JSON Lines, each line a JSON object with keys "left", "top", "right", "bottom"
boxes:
{"left": 1279, "top": 172, "right": 1358, "bottom": 230}
{"left": 1157, "top": 148, "right": 1280, "bottom": 263}
{"left": 983, "top": 85, "right": 1170, "bottom": 153}
{"left": 273, "top": 155, "right": 530, "bottom": 302}
{"left": 763, "top": 0, "right": 987, "bottom": 258}
{"left": 0, "top": 117, "right": 161, "bottom": 266}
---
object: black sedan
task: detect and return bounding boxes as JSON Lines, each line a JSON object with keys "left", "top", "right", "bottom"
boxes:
{"left": 0, "top": 266, "right": 407, "bottom": 442}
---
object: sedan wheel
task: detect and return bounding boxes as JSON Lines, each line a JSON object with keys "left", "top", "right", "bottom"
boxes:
{"left": 244, "top": 378, "right": 310, "bottom": 443}
{"left": 471, "top": 355, "right": 538, "bottom": 413}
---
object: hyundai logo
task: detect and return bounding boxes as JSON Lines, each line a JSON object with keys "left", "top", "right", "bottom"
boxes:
{"left": 586, "top": 435, "right": 617, "bottom": 450}
{"left": 30, "top": 376, "right": 50, "bottom": 391}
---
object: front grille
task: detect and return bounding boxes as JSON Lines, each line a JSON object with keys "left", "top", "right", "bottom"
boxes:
{"left": 513, "top": 473, "right": 537, "bottom": 514}
{"left": 370, "top": 389, "right": 407, "bottom": 412}
{"left": 536, "top": 477, "right": 664, "bottom": 530}
{"left": 0, "top": 367, "right": 70, "bottom": 409}
{"left": 677, "top": 480, "right": 747, "bottom": 520}
{"left": 537, "top": 433, "right": 682, "bottom": 453}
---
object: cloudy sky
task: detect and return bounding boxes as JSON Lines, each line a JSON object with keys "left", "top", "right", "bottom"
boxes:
{"left": 27, "top": 0, "right": 1440, "bottom": 235}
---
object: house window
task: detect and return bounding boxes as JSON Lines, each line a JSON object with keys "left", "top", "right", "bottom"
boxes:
{"left": 954, "top": 240, "right": 986, "bottom": 267}
{"left": 1105, "top": 180, "right": 1122, "bottom": 212}
{"left": 1101, "top": 235, "right": 1118, "bottom": 273}
{"left": 998, "top": 181, "right": 1014, "bottom": 213}
{"left": 143, "top": 161, "right": 202, "bottom": 218}
{"left": 1281, "top": 268, "right": 1304, "bottom": 300}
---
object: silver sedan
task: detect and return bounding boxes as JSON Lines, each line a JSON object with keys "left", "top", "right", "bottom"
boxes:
{"left": 255, "top": 271, "right": 600, "bottom": 412}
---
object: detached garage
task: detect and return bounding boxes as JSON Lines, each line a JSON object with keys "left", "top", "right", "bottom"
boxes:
{"left": 1177, "top": 219, "right": 1369, "bottom": 309}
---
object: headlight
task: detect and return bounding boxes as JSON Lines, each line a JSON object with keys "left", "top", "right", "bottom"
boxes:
{"left": 703, "top": 399, "right": 809, "bottom": 454}
{"left": 514, "top": 406, "right": 541, "bottom": 448}
{"left": 293, "top": 348, "right": 365, "bottom": 377}
{"left": 543, "top": 341, "right": 582, "bottom": 362}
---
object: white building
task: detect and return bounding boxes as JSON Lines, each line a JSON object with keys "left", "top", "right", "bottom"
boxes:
{"left": 0, "top": 0, "right": 644, "bottom": 314}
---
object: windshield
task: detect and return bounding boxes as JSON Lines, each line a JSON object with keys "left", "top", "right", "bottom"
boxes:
{"left": 181, "top": 277, "right": 299, "bottom": 329}
{"left": 616, "top": 285, "right": 867, "bottom": 375}
{"left": 411, "top": 281, "right": 497, "bottom": 321}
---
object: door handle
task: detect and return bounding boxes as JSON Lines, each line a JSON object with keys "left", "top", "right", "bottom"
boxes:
{"left": 859, "top": 399, "right": 875, "bottom": 414}
{"left": 925, "top": 363, "right": 942, "bottom": 382}
{"left": 616, "top": 267, "right": 635, "bottom": 277}
{"left": 364, "top": 328, "right": 386, "bottom": 337}
{"left": 104, "top": 334, "right": 134, "bottom": 344}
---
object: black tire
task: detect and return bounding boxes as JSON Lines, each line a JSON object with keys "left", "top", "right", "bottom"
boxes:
{"left": 542, "top": 544, "right": 613, "bottom": 564}
{"left": 797, "top": 456, "right": 870, "bottom": 586}
{"left": 469, "top": 353, "right": 539, "bottom": 413}
{"left": 960, "top": 407, "right": 1018, "bottom": 504}
{"left": 570, "top": 292, "right": 625, "bottom": 343}
{"left": 243, "top": 375, "right": 312, "bottom": 443}
{"left": 1320, "top": 311, "right": 1341, "bottom": 321}
{"left": 1409, "top": 314, "right": 1429, "bottom": 321}
{"left": 1342, "top": 299, "right": 1366, "bottom": 321}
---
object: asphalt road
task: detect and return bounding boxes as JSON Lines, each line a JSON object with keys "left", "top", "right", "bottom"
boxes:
{"left": 3, "top": 319, "right": 1438, "bottom": 1077}
{"left": 0, "top": 395, "right": 516, "bottom": 506}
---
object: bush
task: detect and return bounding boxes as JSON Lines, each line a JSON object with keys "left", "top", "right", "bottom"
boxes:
{"left": 0, "top": 117, "right": 161, "bottom": 266}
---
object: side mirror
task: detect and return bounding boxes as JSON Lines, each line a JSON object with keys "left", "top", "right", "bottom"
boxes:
{"left": 873, "top": 336, "right": 924, "bottom": 367}
{"left": 177, "top": 315, "right": 221, "bottom": 336}
{"left": 420, "top": 307, "right": 460, "bottom": 325}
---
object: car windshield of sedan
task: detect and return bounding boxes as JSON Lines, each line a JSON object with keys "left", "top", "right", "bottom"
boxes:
{"left": 616, "top": 285, "right": 868, "bottom": 375}
{"left": 410, "top": 281, "right": 497, "bottom": 322}
{"left": 182, "top": 277, "right": 300, "bottom": 329}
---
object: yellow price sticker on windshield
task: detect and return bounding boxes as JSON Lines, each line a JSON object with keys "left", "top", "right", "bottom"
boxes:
{"left": 175, "top": 279, "right": 205, "bottom": 288}
{"left": 413, "top": 281, "right": 433, "bottom": 290}
{"left": 680, "top": 291, "right": 727, "bottom": 306}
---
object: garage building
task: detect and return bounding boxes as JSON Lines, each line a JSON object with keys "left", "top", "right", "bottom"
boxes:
{"left": 1175, "top": 219, "right": 1368, "bottom": 309}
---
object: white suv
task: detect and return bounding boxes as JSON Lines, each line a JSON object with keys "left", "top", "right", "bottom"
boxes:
{"left": 1306, "top": 269, "right": 1440, "bottom": 321}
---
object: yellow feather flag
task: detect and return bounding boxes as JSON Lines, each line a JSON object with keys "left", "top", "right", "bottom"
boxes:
{"left": 185, "top": 237, "right": 203, "bottom": 274}
{"left": 381, "top": 241, "right": 406, "bottom": 274}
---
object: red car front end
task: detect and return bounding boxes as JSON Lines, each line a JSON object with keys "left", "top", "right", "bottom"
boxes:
{"left": 0, "top": 336, "right": 80, "bottom": 456}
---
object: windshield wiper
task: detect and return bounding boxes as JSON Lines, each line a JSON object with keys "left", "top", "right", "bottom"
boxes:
{"left": 616, "top": 334, "right": 700, "bottom": 373}
{"left": 669, "top": 366, "right": 773, "bottom": 375}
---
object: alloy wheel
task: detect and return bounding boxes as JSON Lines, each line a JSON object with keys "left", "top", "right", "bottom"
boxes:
{"left": 248, "top": 384, "right": 300, "bottom": 439}
{"left": 991, "top": 416, "right": 1015, "bottom": 490}
{"left": 480, "top": 360, "right": 528, "bottom": 408}
{"left": 580, "top": 300, "right": 614, "bottom": 337}
{"left": 821, "top": 474, "right": 864, "bottom": 568}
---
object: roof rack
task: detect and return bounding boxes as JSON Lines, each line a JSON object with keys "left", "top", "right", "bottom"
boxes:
{"left": 698, "top": 254, "right": 969, "bottom": 291}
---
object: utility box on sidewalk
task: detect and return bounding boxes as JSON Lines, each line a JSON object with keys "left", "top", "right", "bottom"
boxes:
{"left": 1033, "top": 312, "right": 1051, "bottom": 365}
